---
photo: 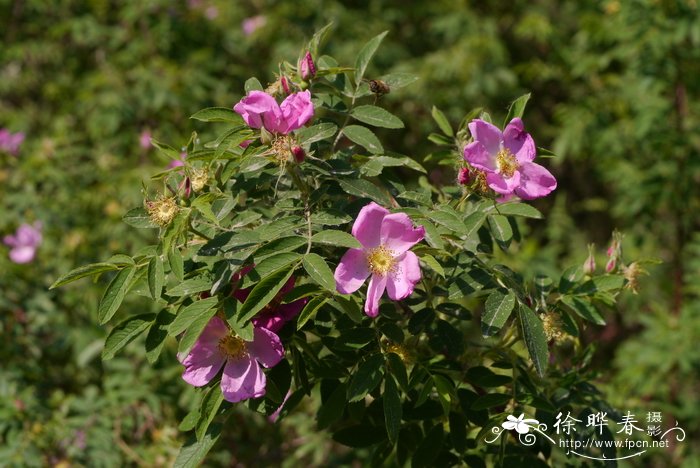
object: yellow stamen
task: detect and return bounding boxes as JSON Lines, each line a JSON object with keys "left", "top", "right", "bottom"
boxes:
{"left": 272, "top": 135, "right": 293, "bottom": 165}
{"left": 145, "top": 197, "right": 179, "bottom": 227}
{"left": 366, "top": 245, "right": 396, "bottom": 276}
{"left": 218, "top": 335, "right": 247, "bottom": 359}
{"left": 496, "top": 148, "right": 518, "bottom": 178}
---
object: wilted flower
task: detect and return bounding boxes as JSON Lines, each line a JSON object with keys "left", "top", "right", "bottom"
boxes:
{"left": 463, "top": 118, "right": 556, "bottom": 200}
{"left": 145, "top": 196, "right": 179, "bottom": 226}
{"left": 190, "top": 168, "right": 209, "bottom": 192}
{"left": 0, "top": 129, "right": 25, "bottom": 156}
{"left": 180, "top": 316, "right": 284, "bottom": 402}
{"left": 3, "top": 222, "right": 42, "bottom": 264}
{"left": 334, "top": 202, "right": 425, "bottom": 317}
{"left": 234, "top": 90, "right": 314, "bottom": 135}
{"left": 241, "top": 15, "right": 266, "bottom": 36}
{"left": 622, "top": 262, "right": 645, "bottom": 294}
{"left": 583, "top": 243, "right": 596, "bottom": 275}
{"left": 299, "top": 51, "right": 316, "bottom": 80}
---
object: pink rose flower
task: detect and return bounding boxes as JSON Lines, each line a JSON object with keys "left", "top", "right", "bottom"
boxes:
{"left": 139, "top": 130, "right": 152, "bottom": 150}
{"left": 463, "top": 118, "right": 556, "bottom": 200}
{"left": 4, "top": 222, "right": 42, "bottom": 264}
{"left": 233, "top": 90, "right": 314, "bottom": 135}
{"left": 180, "top": 316, "right": 284, "bottom": 403}
{"left": 334, "top": 202, "right": 425, "bottom": 317}
{"left": 0, "top": 129, "right": 25, "bottom": 156}
{"left": 241, "top": 15, "right": 266, "bottom": 36}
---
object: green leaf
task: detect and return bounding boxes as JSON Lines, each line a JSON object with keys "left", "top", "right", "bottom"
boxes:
{"left": 332, "top": 424, "right": 386, "bottom": 448}
{"left": 431, "top": 106, "right": 453, "bottom": 137}
{"left": 488, "top": 214, "right": 513, "bottom": 246}
{"left": 123, "top": 207, "right": 157, "bottom": 229}
{"left": 238, "top": 266, "right": 296, "bottom": 323}
{"left": 560, "top": 295, "right": 606, "bottom": 325}
{"left": 351, "top": 105, "right": 404, "bottom": 129}
{"left": 348, "top": 353, "right": 385, "bottom": 402}
{"left": 297, "top": 295, "right": 329, "bottom": 329}
{"left": 419, "top": 254, "right": 444, "bottom": 277}
{"left": 464, "top": 211, "right": 487, "bottom": 237}
{"left": 470, "top": 393, "right": 511, "bottom": 410}
{"left": 102, "top": 314, "right": 155, "bottom": 360}
{"left": 98, "top": 267, "right": 136, "bottom": 324}
{"left": 146, "top": 308, "right": 175, "bottom": 364}
{"left": 481, "top": 290, "right": 516, "bottom": 336}
{"left": 168, "top": 297, "right": 218, "bottom": 337}
{"left": 196, "top": 387, "right": 224, "bottom": 441}
{"left": 168, "top": 248, "right": 184, "bottom": 282}
{"left": 302, "top": 253, "right": 336, "bottom": 292}
{"left": 342, "top": 125, "right": 384, "bottom": 154}
{"left": 317, "top": 382, "right": 348, "bottom": 429}
{"left": 173, "top": 425, "right": 222, "bottom": 468}
{"left": 50, "top": 262, "right": 119, "bottom": 289}
{"left": 383, "top": 374, "right": 402, "bottom": 445}
{"left": 252, "top": 236, "right": 306, "bottom": 261}
{"left": 411, "top": 424, "right": 444, "bottom": 468}
{"left": 490, "top": 202, "right": 543, "bottom": 219}
{"left": 354, "top": 30, "right": 388, "bottom": 86}
{"left": 148, "top": 255, "right": 164, "bottom": 300}
{"left": 240, "top": 252, "right": 301, "bottom": 288}
{"left": 296, "top": 123, "right": 338, "bottom": 145}
{"left": 361, "top": 155, "right": 425, "bottom": 176}
{"left": 504, "top": 93, "right": 531, "bottom": 125}
{"left": 244, "top": 77, "right": 263, "bottom": 92}
{"left": 190, "top": 107, "right": 243, "bottom": 123}
{"left": 311, "top": 230, "right": 362, "bottom": 249}
{"left": 150, "top": 138, "right": 182, "bottom": 160}
{"left": 165, "top": 276, "right": 212, "bottom": 297}
{"left": 379, "top": 72, "right": 419, "bottom": 90}
{"left": 177, "top": 307, "right": 220, "bottom": 356}
{"left": 425, "top": 208, "right": 467, "bottom": 235}
{"left": 518, "top": 304, "right": 548, "bottom": 377}
{"left": 338, "top": 178, "right": 392, "bottom": 205}
{"left": 575, "top": 275, "right": 625, "bottom": 294}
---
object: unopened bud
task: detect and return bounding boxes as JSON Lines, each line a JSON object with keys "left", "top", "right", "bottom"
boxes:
{"left": 299, "top": 51, "right": 316, "bottom": 80}
{"left": 292, "top": 146, "right": 305, "bottom": 163}
{"left": 583, "top": 243, "right": 596, "bottom": 275}
{"left": 280, "top": 76, "right": 290, "bottom": 95}
{"left": 605, "top": 257, "right": 616, "bottom": 273}
{"left": 457, "top": 167, "right": 470, "bottom": 185}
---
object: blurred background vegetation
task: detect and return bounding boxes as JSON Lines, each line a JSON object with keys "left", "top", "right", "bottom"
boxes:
{"left": 1, "top": 0, "right": 698, "bottom": 466}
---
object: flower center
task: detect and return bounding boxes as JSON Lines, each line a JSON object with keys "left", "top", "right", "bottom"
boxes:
{"left": 366, "top": 245, "right": 396, "bottom": 276}
{"left": 218, "top": 335, "right": 247, "bottom": 359}
{"left": 145, "top": 197, "right": 179, "bottom": 226}
{"left": 272, "top": 135, "right": 294, "bottom": 165}
{"left": 496, "top": 148, "right": 518, "bottom": 178}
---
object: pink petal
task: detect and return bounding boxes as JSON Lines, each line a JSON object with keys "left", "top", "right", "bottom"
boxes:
{"left": 386, "top": 251, "right": 421, "bottom": 300}
{"left": 180, "top": 317, "right": 228, "bottom": 386}
{"left": 514, "top": 162, "right": 557, "bottom": 199}
{"left": 9, "top": 246, "right": 36, "bottom": 264}
{"left": 178, "top": 316, "right": 228, "bottom": 364}
{"left": 364, "top": 274, "right": 387, "bottom": 317}
{"left": 503, "top": 118, "right": 536, "bottom": 164}
{"left": 334, "top": 248, "right": 371, "bottom": 294}
{"left": 221, "top": 356, "right": 266, "bottom": 402}
{"left": 248, "top": 326, "right": 284, "bottom": 368}
{"left": 252, "top": 297, "right": 307, "bottom": 333}
{"left": 352, "top": 202, "right": 388, "bottom": 248}
{"left": 279, "top": 90, "right": 314, "bottom": 133}
{"left": 463, "top": 141, "right": 496, "bottom": 172}
{"left": 468, "top": 119, "right": 503, "bottom": 156}
{"left": 380, "top": 213, "right": 425, "bottom": 254}
{"left": 233, "top": 91, "right": 281, "bottom": 130}
{"left": 486, "top": 171, "right": 521, "bottom": 195}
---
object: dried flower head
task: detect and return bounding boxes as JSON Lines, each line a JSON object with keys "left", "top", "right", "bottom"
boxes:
{"left": 145, "top": 196, "right": 179, "bottom": 227}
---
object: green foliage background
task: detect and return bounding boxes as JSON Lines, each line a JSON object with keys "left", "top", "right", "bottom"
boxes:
{"left": 1, "top": 0, "right": 699, "bottom": 466}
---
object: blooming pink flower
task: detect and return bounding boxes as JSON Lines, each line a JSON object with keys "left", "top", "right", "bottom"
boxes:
{"left": 233, "top": 268, "right": 308, "bottom": 333}
{"left": 3, "top": 222, "right": 42, "bottom": 264}
{"left": 180, "top": 316, "right": 284, "bottom": 402}
{"left": 233, "top": 90, "right": 314, "bottom": 135}
{"left": 334, "top": 202, "right": 425, "bottom": 317}
{"left": 0, "top": 129, "right": 25, "bottom": 156}
{"left": 241, "top": 15, "right": 266, "bottom": 36}
{"left": 463, "top": 118, "right": 556, "bottom": 200}
{"left": 139, "top": 130, "right": 152, "bottom": 150}
{"left": 299, "top": 52, "right": 316, "bottom": 80}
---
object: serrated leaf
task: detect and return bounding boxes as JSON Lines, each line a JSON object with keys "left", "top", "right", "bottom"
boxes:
{"left": 166, "top": 276, "right": 212, "bottom": 297}
{"left": 296, "top": 123, "right": 338, "bottom": 145}
{"left": 102, "top": 313, "right": 155, "bottom": 360}
{"left": 431, "top": 106, "right": 453, "bottom": 137}
{"left": 302, "top": 253, "right": 336, "bottom": 292}
{"left": 238, "top": 266, "right": 296, "bottom": 323}
{"left": 190, "top": 107, "right": 243, "bottom": 123}
{"left": 419, "top": 254, "right": 444, "bottom": 277}
{"left": 348, "top": 353, "right": 385, "bottom": 402}
{"left": 311, "top": 230, "right": 362, "bottom": 249}
{"left": 560, "top": 295, "right": 606, "bottom": 325}
{"left": 383, "top": 374, "right": 402, "bottom": 445}
{"left": 195, "top": 387, "right": 224, "bottom": 441}
{"left": 168, "top": 248, "right": 184, "bottom": 281}
{"left": 146, "top": 308, "right": 175, "bottom": 364}
{"left": 354, "top": 31, "right": 388, "bottom": 86}
{"left": 297, "top": 295, "right": 328, "bottom": 329}
{"left": 488, "top": 214, "right": 513, "bottom": 245}
{"left": 168, "top": 297, "right": 218, "bottom": 336}
{"left": 481, "top": 290, "right": 516, "bottom": 336}
{"left": 351, "top": 105, "right": 403, "bottom": 129}
{"left": 518, "top": 304, "right": 548, "bottom": 377}
{"left": 317, "top": 382, "right": 348, "bottom": 429}
{"left": 342, "top": 125, "right": 384, "bottom": 154}
{"left": 98, "top": 267, "right": 136, "bottom": 324}
{"left": 148, "top": 255, "right": 164, "bottom": 300}
{"left": 504, "top": 93, "right": 531, "bottom": 125}
{"left": 173, "top": 425, "right": 222, "bottom": 468}
{"left": 491, "top": 202, "right": 542, "bottom": 219}
{"left": 123, "top": 207, "right": 157, "bottom": 229}
{"left": 240, "top": 252, "right": 301, "bottom": 288}
{"left": 50, "top": 262, "right": 119, "bottom": 289}
{"left": 338, "top": 178, "right": 392, "bottom": 205}
{"left": 470, "top": 393, "right": 511, "bottom": 410}
{"left": 380, "top": 72, "right": 418, "bottom": 90}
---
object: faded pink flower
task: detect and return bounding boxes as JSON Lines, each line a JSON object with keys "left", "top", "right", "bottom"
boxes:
{"left": 4, "top": 222, "right": 42, "bottom": 264}
{"left": 463, "top": 118, "right": 556, "bottom": 200}
{"left": 0, "top": 129, "right": 25, "bottom": 156}
{"left": 334, "top": 202, "right": 425, "bottom": 317}
{"left": 299, "top": 51, "right": 316, "bottom": 80}
{"left": 139, "top": 130, "right": 152, "bottom": 149}
{"left": 234, "top": 90, "right": 314, "bottom": 135}
{"left": 180, "top": 316, "right": 284, "bottom": 403}
{"left": 242, "top": 15, "right": 266, "bottom": 36}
